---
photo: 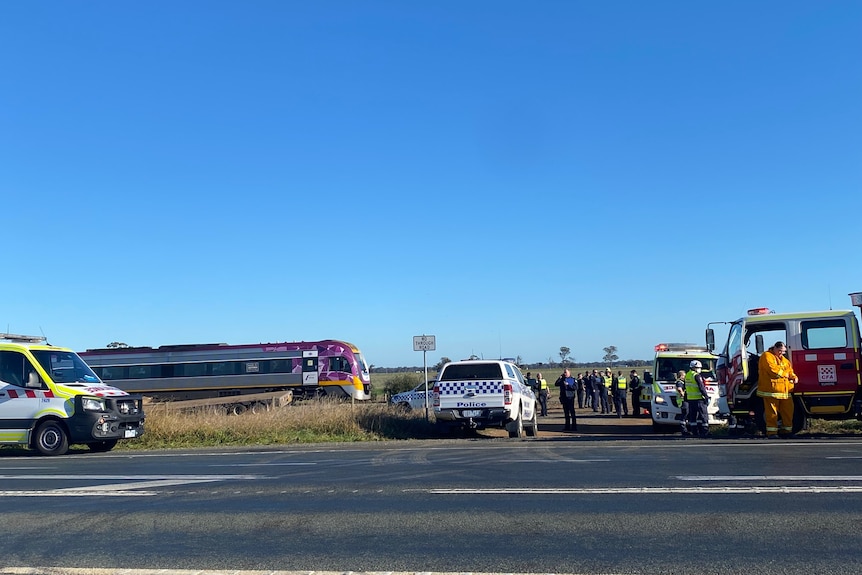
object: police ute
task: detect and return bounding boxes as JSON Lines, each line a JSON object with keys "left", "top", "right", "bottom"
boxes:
{"left": 433, "top": 359, "right": 537, "bottom": 437}
{"left": 0, "top": 333, "right": 145, "bottom": 455}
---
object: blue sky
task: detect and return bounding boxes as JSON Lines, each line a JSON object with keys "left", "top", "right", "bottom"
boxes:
{"left": 2, "top": 1, "right": 860, "bottom": 367}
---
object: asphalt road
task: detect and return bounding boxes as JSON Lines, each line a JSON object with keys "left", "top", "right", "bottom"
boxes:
{"left": 1, "top": 404, "right": 861, "bottom": 575}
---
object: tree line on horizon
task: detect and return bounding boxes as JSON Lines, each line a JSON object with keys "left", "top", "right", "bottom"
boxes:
{"left": 370, "top": 345, "right": 652, "bottom": 373}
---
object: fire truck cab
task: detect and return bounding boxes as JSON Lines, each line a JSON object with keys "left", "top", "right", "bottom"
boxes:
{"left": 706, "top": 303, "right": 862, "bottom": 435}
{"left": 649, "top": 343, "right": 727, "bottom": 432}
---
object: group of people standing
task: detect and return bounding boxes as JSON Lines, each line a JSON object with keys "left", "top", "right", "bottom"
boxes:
{"left": 539, "top": 341, "right": 799, "bottom": 439}
{"left": 551, "top": 367, "right": 643, "bottom": 431}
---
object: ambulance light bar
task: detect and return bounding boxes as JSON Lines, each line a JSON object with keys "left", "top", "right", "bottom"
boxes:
{"left": 747, "top": 308, "right": 774, "bottom": 316}
{"left": 655, "top": 343, "right": 702, "bottom": 352}
{"left": 0, "top": 332, "right": 47, "bottom": 343}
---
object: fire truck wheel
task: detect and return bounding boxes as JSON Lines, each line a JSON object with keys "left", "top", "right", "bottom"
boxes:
{"left": 33, "top": 420, "right": 70, "bottom": 456}
{"left": 88, "top": 439, "right": 118, "bottom": 453}
{"left": 792, "top": 400, "right": 807, "bottom": 434}
{"left": 752, "top": 397, "right": 767, "bottom": 435}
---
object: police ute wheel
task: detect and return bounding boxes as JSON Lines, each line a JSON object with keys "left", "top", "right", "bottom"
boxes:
{"left": 88, "top": 439, "right": 118, "bottom": 453}
{"left": 33, "top": 420, "right": 70, "bottom": 456}
{"left": 508, "top": 413, "right": 524, "bottom": 438}
{"left": 396, "top": 401, "right": 412, "bottom": 413}
{"left": 525, "top": 409, "right": 538, "bottom": 437}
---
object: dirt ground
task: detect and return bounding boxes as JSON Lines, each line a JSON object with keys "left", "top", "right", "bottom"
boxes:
{"left": 479, "top": 396, "right": 657, "bottom": 439}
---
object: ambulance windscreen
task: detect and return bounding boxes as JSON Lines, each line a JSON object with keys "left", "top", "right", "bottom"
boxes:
{"left": 31, "top": 351, "right": 100, "bottom": 384}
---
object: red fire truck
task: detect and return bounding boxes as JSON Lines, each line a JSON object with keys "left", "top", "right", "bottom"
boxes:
{"left": 705, "top": 292, "right": 862, "bottom": 435}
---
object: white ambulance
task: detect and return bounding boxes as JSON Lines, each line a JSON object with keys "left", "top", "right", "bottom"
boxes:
{"left": 648, "top": 343, "right": 728, "bottom": 432}
{"left": 0, "top": 333, "right": 145, "bottom": 455}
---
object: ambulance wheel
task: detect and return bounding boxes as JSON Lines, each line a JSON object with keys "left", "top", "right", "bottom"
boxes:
{"left": 652, "top": 420, "right": 673, "bottom": 433}
{"left": 88, "top": 439, "right": 118, "bottom": 453}
{"left": 33, "top": 420, "right": 69, "bottom": 456}
{"left": 508, "top": 413, "right": 524, "bottom": 438}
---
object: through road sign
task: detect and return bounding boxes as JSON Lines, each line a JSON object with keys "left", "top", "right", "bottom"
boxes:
{"left": 413, "top": 335, "right": 436, "bottom": 351}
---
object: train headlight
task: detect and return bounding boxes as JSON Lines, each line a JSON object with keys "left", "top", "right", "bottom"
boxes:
{"left": 82, "top": 397, "right": 106, "bottom": 412}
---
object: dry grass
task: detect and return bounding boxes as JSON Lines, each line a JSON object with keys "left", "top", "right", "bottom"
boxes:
{"left": 124, "top": 399, "right": 438, "bottom": 450}
{"left": 806, "top": 418, "right": 862, "bottom": 435}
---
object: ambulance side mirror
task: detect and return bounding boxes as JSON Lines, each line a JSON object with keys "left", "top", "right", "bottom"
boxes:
{"left": 26, "top": 371, "right": 41, "bottom": 389}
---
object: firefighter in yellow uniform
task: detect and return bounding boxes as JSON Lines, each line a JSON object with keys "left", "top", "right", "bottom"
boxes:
{"left": 757, "top": 341, "right": 798, "bottom": 439}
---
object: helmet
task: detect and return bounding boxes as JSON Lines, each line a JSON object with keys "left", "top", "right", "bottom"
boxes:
{"left": 690, "top": 360, "right": 702, "bottom": 369}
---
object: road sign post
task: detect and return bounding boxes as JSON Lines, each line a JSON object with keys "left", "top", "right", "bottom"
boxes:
{"left": 413, "top": 335, "right": 436, "bottom": 421}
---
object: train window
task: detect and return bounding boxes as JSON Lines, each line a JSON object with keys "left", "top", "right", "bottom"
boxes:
{"left": 801, "top": 319, "right": 848, "bottom": 350}
{"left": 100, "top": 366, "right": 127, "bottom": 380}
{"left": 129, "top": 365, "right": 159, "bottom": 379}
{"left": 211, "top": 362, "right": 236, "bottom": 376}
{"left": 329, "top": 356, "right": 351, "bottom": 373}
{"left": 269, "top": 360, "right": 292, "bottom": 373}
{"left": 178, "top": 363, "right": 206, "bottom": 377}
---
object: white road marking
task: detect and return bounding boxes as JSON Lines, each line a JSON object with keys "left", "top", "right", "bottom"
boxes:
{"left": 0, "top": 474, "right": 259, "bottom": 497}
{"left": 677, "top": 475, "right": 862, "bottom": 481}
{"left": 513, "top": 459, "right": 611, "bottom": 463}
{"left": 423, "top": 486, "right": 862, "bottom": 494}
{"left": 0, "top": 490, "right": 155, "bottom": 497}
{"left": 208, "top": 462, "right": 317, "bottom": 466}
{"left": 0, "top": 474, "right": 258, "bottom": 480}
{"left": 3, "top": 570, "right": 607, "bottom": 575}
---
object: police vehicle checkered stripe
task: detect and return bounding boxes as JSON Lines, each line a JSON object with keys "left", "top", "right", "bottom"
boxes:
{"left": 435, "top": 381, "right": 503, "bottom": 395}
{"left": 392, "top": 390, "right": 425, "bottom": 402}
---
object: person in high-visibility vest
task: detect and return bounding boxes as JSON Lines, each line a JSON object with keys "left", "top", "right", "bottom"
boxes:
{"left": 675, "top": 370, "right": 689, "bottom": 435}
{"left": 600, "top": 369, "right": 612, "bottom": 414}
{"left": 611, "top": 370, "right": 628, "bottom": 417}
{"left": 536, "top": 372, "right": 549, "bottom": 417}
{"left": 757, "top": 341, "right": 798, "bottom": 439}
{"left": 684, "top": 360, "right": 710, "bottom": 437}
